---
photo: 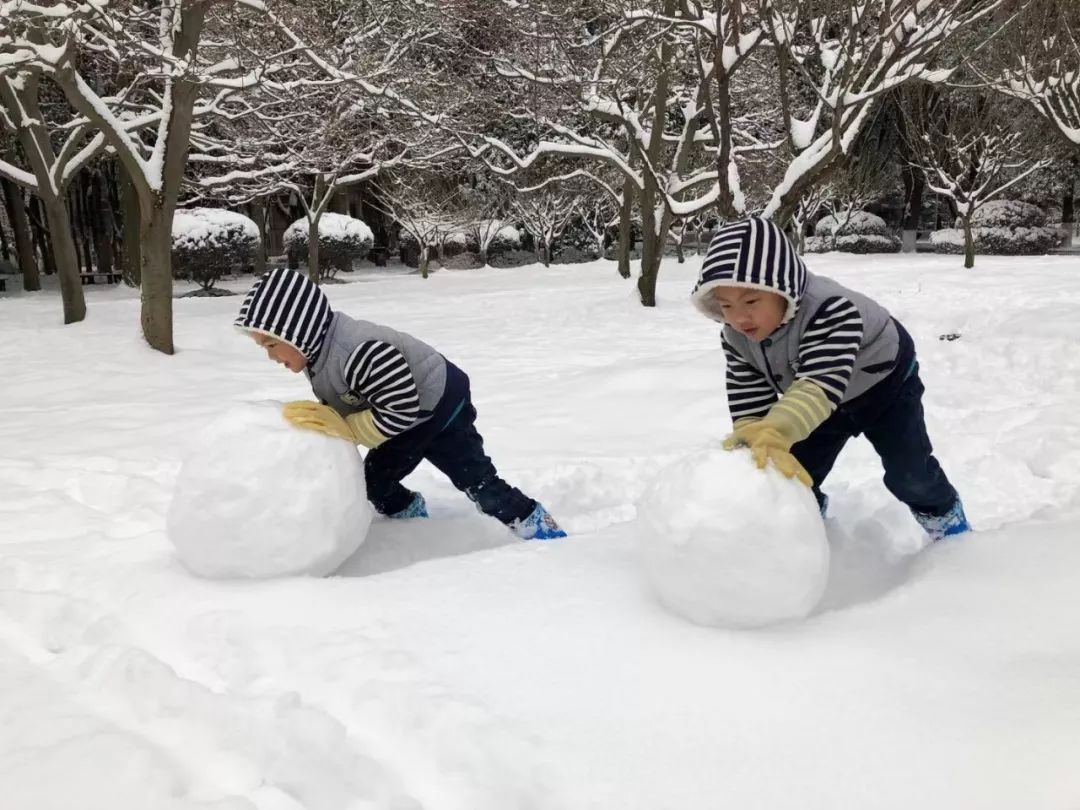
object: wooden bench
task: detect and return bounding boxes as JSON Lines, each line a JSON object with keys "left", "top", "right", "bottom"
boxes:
{"left": 80, "top": 271, "right": 123, "bottom": 285}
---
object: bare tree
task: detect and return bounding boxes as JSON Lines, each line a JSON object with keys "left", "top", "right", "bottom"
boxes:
{"left": 476, "top": 0, "right": 1006, "bottom": 306}
{"left": 0, "top": 16, "right": 97, "bottom": 321}
{"left": 902, "top": 88, "right": 1051, "bottom": 268}
{"left": 992, "top": 0, "right": 1080, "bottom": 147}
{"left": 374, "top": 169, "right": 465, "bottom": 278}
{"left": 512, "top": 188, "right": 582, "bottom": 266}
{"left": 577, "top": 190, "right": 621, "bottom": 262}
{"left": 0, "top": 0, "right": 443, "bottom": 352}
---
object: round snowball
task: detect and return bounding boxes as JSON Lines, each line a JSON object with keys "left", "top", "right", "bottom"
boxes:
{"left": 166, "top": 401, "right": 373, "bottom": 578}
{"left": 636, "top": 447, "right": 829, "bottom": 629}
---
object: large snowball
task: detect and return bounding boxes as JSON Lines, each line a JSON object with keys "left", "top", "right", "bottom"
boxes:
{"left": 166, "top": 401, "right": 373, "bottom": 578}
{"left": 636, "top": 447, "right": 829, "bottom": 629}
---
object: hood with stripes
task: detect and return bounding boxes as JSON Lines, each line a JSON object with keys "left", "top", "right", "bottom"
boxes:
{"left": 235, "top": 268, "right": 332, "bottom": 361}
{"left": 690, "top": 217, "right": 807, "bottom": 325}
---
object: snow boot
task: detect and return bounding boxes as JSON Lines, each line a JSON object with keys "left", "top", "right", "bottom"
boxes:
{"left": 389, "top": 492, "right": 428, "bottom": 519}
{"left": 512, "top": 503, "right": 567, "bottom": 540}
{"left": 912, "top": 498, "right": 969, "bottom": 541}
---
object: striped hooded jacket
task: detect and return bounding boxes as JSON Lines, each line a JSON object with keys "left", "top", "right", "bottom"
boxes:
{"left": 235, "top": 268, "right": 447, "bottom": 441}
{"left": 690, "top": 217, "right": 900, "bottom": 425}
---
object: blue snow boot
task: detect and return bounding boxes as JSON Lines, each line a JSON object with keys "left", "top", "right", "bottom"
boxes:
{"left": 912, "top": 499, "right": 969, "bottom": 541}
{"left": 389, "top": 492, "right": 428, "bottom": 519}
{"left": 512, "top": 503, "right": 567, "bottom": 540}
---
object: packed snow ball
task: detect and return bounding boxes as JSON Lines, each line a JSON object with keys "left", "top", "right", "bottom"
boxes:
{"left": 636, "top": 447, "right": 829, "bottom": 629}
{"left": 166, "top": 401, "right": 373, "bottom": 579}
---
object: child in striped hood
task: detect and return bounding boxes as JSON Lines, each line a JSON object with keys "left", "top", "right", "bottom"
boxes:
{"left": 691, "top": 217, "right": 968, "bottom": 541}
{"left": 235, "top": 268, "right": 566, "bottom": 540}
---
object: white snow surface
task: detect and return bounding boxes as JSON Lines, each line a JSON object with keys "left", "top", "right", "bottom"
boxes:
{"left": 2, "top": 254, "right": 1080, "bottom": 809}
{"left": 172, "top": 207, "right": 259, "bottom": 250}
{"left": 637, "top": 447, "right": 829, "bottom": 628}
{"left": 166, "top": 402, "right": 373, "bottom": 579}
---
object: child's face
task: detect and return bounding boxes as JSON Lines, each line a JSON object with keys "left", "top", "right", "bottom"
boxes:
{"left": 707, "top": 287, "right": 787, "bottom": 341}
{"left": 252, "top": 334, "right": 306, "bottom": 373}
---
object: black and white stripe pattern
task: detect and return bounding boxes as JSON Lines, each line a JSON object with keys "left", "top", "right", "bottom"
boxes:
{"left": 692, "top": 217, "right": 808, "bottom": 324}
{"left": 235, "top": 268, "right": 332, "bottom": 360}
{"left": 722, "top": 332, "right": 778, "bottom": 421}
{"left": 344, "top": 340, "right": 421, "bottom": 438}
{"left": 794, "top": 296, "right": 864, "bottom": 405}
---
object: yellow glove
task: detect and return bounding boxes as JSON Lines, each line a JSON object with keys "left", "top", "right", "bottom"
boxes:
{"left": 722, "top": 378, "right": 833, "bottom": 488}
{"left": 282, "top": 401, "right": 389, "bottom": 449}
{"left": 723, "top": 423, "right": 813, "bottom": 487}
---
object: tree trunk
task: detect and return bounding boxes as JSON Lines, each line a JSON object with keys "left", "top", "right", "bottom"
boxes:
{"left": 41, "top": 196, "right": 86, "bottom": 323}
{"left": 0, "top": 213, "right": 8, "bottom": 261}
{"left": 73, "top": 186, "right": 93, "bottom": 274}
{"left": 118, "top": 163, "right": 142, "bottom": 285}
{"left": 1, "top": 178, "right": 40, "bottom": 291}
{"left": 901, "top": 164, "right": 925, "bottom": 253}
{"left": 617, "top": 178, "right": 633, "bottom": 279}
{"left": 307, "top": 175, "right": 327, "bottom": 282}
{"left": 91, "top": 170, "right": 115, "bottom": 276}
{"left": 141, "top": 205, "right": 174, "bottom": 353}
{"left": 419, "top": 243, "right": 430, "bottom": 279}
{"left": 636, "top": 0, "right": 675, "bottom": 307}
{"left": 1065, "top": 158, "right": 1078, "bottom": 228}
{"left": 251, "top": 197, "right": 267, "bottom": 276}
{"left": 28, "top": 197, "right": 56, "bottom": 276}
{"left": 637, "top": 217, "right": 664, "bottom": 307}
{"left": 308, "top": 216, "right": 321, "bottom": 282}
{"left": 961, "top": 216, "right": 975, "bottom": 269}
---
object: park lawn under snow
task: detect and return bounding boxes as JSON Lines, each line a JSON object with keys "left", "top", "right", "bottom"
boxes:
{"left": 1, "top": 254, "right": 1079, "bottom": 810}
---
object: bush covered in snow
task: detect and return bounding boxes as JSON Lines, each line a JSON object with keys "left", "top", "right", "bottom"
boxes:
{"left": 804, "top": 234, "right": 902, "bottom": 254}
{"left": 473, "top": 221, "right": 522, "bottom": 257}
{"left": 806, "top": 211, "right": 900, "bottom": 253}
{"left": 931, "top": 200, "right": 1058, "bottom": 256}
{"left": 969, "top": 200, "right": 1047, "bottom": 229}
{"left": 284, "top": 213, "right": 374, "bottom": 275}
{"left": 490, "top": 249, "right": 538, "bottom": 268}
{"left": 930, "top": 226, "right": 1059, "bottom": 256}
{"left": 814, "top": 211, "right": 891, "bottom": 238}
{"left": 171, "top": 208, "right": 259, "bottom": 289}
{"left": 552, "top": 245, "right": 600, "bottom": 264}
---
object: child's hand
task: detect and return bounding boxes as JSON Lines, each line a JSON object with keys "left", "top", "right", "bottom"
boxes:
{"left": 283, "top": 401, "right": 357, "bottom": 443}
{"left": 723, "top": 422, "right": 813, "bottom": 488}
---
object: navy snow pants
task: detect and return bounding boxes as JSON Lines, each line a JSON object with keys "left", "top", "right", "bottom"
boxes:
{"left": 363, "top": 361, "right": 536, "bottom": 525}
{"left": 790, "top": 320, "right": 959, "bottom": 518}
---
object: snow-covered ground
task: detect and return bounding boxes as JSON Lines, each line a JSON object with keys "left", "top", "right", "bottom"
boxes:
{"left": 2, "top": 254, "right": 1079, "bottom": 810}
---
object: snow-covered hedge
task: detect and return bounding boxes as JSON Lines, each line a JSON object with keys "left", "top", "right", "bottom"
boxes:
{"left": 171, "top": 208, "right": 259, "bottom": 289}
{"left": 490, "top": 249, "right": 538, "bottom": 268}
{"left": 552, "top": 245, "right": 600, "bottom": 264}
{"left": 284, "top": 213, "right": 373, "bottom": 275}
{"left": 804, "top": 234, "right": 902, "bottom": 254}
{"left": 473, "top": 220, "right": 522, "bottom": 256}
{"left": 932, "top": 200, "right": 1058, "bottom": 255}
{"left": 814, "top": 211, "right": 891, "bottom": 238}
{"left": 969, "top": 200, "right": 1047, "bottom": 229}
{"left": 807, "top": 211, "right": 900, "bottom": 253}
{"left": 930, "top": 226, "right": 1059, "bottom": 256}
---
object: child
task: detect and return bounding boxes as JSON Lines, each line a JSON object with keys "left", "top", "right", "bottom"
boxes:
{"left": 690, "top": 217, "right": 968, "bottom": 541}
{"left": 234, "top": 268, "right": 566, "bottom": 540}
